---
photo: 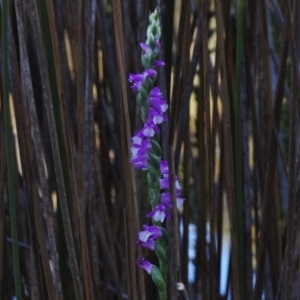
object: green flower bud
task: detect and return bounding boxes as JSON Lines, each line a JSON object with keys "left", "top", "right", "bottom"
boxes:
{"left": 141, "top": 52, "right": 155, "bottom": 69}
{"left": 147, "top": 32, "right": 155, "bottom": 48}
{"left": 151, "top": 139, "right": 162, "bottom": 156}
{"left": 144, "top": 77, "right": 154, "bottom": 91}
{"left": 141, "top": 107, "right": 148, "bottom": 123}
{"left": 155, "top": 241, "right": 167, "bottom": 264}
{"left": 149, "top": 9, "right": 158, "bottom": 23}
{"left": 147, "top": 163, "right": 160, "bottom": 182}
{"left": 151, "top": 265, "right": 166, "bottom": 293}
{"left": 149, "top": 187, "right": 159, "bottom": 206}
{"left": 139, "top": 85, "right": 149, "bottom": 99}
{"left": 159, "top": 227, "right": 169, "bottom": 247}
{"left": 149, "top": 152, "right": 160, "bottom": 169}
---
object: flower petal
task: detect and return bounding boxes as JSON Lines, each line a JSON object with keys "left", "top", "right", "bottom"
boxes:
{"left": 154, "top": 60, "right": 165, "bottom": 67}
{"left": 147, "top": 204, "right": 170, "bottom": 222}
{"left": 137, "top": 258, "right": 153, "bottom": 274}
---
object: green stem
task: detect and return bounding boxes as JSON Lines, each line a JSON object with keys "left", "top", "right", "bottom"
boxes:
{"left": 159, "top": 291, "right": 167, "bottom": 300}
{"left": 147, "top": 137, "right": 162, "bottom": 208}
{"left": 155, "top": 239, "right": 167, "bottom": 281}
{"left": 151, "top": 265, "right": 167, "bottom": 299}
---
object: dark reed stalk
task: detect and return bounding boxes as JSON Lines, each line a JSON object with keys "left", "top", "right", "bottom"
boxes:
{"left": 253, "top": 8, "right": 289, "bottom": 299}
{"left": 234, "top": 0, "right": 245, "bottom": 296}
{"left": 1, "top": 0, "right": 300, "bottom": 299}
{"left": 2, "top": 0, "right": 22, "bottom": 298}
{"left": 215, "top": 0, "right": 241, "bottom": 298}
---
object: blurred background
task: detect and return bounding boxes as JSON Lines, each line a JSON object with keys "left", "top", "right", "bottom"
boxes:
{"left": 0, "top": 0, "right": 298, "bottom": 299}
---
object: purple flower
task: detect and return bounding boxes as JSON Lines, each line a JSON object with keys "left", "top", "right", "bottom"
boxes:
{"left": 149, "top": 88, "right": 168, "bottom": 113}
{"left": 130, "top": 80, "right": 143, "bottom": 91}
{"left": 160, "top": 160, "right": 169, "bottom": 176}
{"left": 148, "top": 108, "right": 167, "bottom": 125}
{"left": 129, "top": 116, "right": 160, "bottom": 169}
{"left": 130, "top": 151, "right": 148, "bottom": 170}
{"left": 160, "top": 192, "right": 172, "bottom": 208}
{"left": 158, "top": 160, "right": 185, "bottom": 208}
{"left": 160, "top": 176, "right": 181, "bottom": 192}
{"left": 130, "top": 133, "right": 152, "bottom": 170}
{"left": 142, "top": 125, "right": 155, "bottom": 137}
{"left": 129, "top": 70, "right": 156, "bottom": 82}
{"left": 140, "top": 43, "right": 152, "bottom": 57}
{"left": 138, "top": 224, "right": 162, "bottom": 242}
{"left": 128, "top": 73, "right": 145, "bottom": 82}
{"left": 144, "top": 69, "right": 156, "bottom": 77}
{"left": 175, "top": 178, "right": 181, "bottom": 191}
{"left": 147, "top": 204, "right": 171, "bottom": 222}
{"left": 150, "top": 87, "right": 162, "bottom": 97}
{"left": 154, "top": 60, "right": 165, "bottom": 67}
{"left": 137, "top": 258, "right": 153, "bottom": 274}
{"left": 176, "top": 197, "right": 185, "bottom": 209}
{"left": 128, "top": 69, "right": 157, "bottom": 90}
{"left": 136, "top": 236, "right": 156, "bottom": 250}
{"left": 160, "top": 192, "right": 185, "bottom": 209}
{"left": 136, "top": 225, "right": 162, "bottom": 250}
{"left": 154, "top": 39, "right": 161, "bottom": 52}
{"left": 149, "top": 98, "right": 168, "bottom": 113}
{"left": 142, "top": 119, "right": 160, "bottom": 137}
{"left": 131, "top": 134, "right": 142, "bottom": 145}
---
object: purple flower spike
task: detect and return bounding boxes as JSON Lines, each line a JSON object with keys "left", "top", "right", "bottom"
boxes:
{"left": 137, "top": 258, "right": 153, "bottom": 274}
{"left": 147, "top": 204, "right": 171, "bottom": 222}
{"left": 139, "top": 224, "right": 162, "bottom": 242}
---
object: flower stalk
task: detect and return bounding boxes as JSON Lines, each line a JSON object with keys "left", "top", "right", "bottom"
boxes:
{"left": 128, "top": 8, "right": 184, "bottom": 300}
